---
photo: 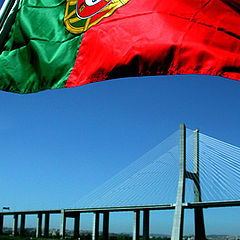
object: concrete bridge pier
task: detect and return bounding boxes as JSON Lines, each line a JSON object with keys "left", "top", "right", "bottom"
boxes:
{"left": 92, "top": 212, "right": 99, "bottom": 240}
{"left": 60, "top": 210, "right": 81, "bottom": 239}
{"left": 36, "top": 213, "right": 42, "bottom": 238}
{"left": 19, "top": 213, "right": 25, "bottom": 237}
{"left": 185, "top": 129, "right": 206, "bottom": 239}
{"left": 133, "top": 210, "right": 140, "bottom": 240}
{"left": 60, "top": 209, "right": 66, "bottom": 239}
{"left": 171, "top": 124, "right": 206, "bottom": 240}
{"left": 194, "top": 208, "right": 206, "bottom": 240}
{"left": 0, "top": 214, "right": 3, "bottom": 235}
{"left": 143, "top": 210, "right": 149, "bottom": 240}
{"left": 44, "top": 213, "right": 50, "bottom": 237}
{"left": 92, "top": 211, "right": 109, "bottom": 240}
{"left": 192, "top": 129, "right": 206, "bottom": 240}
{"left": 12, "top": 214, "right": 18, "bottom": 236}
{"left": 103, "top": 211, "right": 109, "bottom": 240}
{"left": 171, "top": 124, "right": 186, "bottom": 240}
{"left": 73, "top": 212, "right": 80, "bottom": 238}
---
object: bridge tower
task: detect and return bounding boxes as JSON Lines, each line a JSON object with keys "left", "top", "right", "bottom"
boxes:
{"left": 171, "top": 124, "right": 206, "bottom": 240}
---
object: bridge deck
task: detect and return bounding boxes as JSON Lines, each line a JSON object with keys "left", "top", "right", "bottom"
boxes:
{"left": 2, "top": 200, "right": 240, "bottom": 215}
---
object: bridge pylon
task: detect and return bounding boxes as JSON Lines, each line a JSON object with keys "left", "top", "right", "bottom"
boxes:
{"left": 171, "top": 124, "right": 206, "bottom": 240}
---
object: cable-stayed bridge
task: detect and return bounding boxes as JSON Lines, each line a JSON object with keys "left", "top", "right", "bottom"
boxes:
{"left": 1, "top": 124, "right": 240, "bottom": 240}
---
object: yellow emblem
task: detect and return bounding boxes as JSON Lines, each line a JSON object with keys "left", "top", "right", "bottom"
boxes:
{"left": 64, "top": 0, "right": 130, "bottom": 34}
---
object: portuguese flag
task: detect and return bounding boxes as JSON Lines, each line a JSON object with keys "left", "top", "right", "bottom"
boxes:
{"left": 0, "top": 0, "right": 240, "bottom": 93}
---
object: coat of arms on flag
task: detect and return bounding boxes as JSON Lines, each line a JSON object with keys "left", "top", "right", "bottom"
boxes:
{"left": 64, "top": 0, "right": 130, "bottom": 34}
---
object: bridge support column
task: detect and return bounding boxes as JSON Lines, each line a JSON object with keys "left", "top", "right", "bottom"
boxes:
{"left": 44, "top": 213, "right": 50, "bottom": 238}
{"left": 19, "top": 214, "right": 25, "bottom": 237}
{"left": 12, "top": 214, "right": 18, "bottom": 236}
{"left": 171, "top": 125, "right": 206, "bottom": 240}
{"left": 36, "top": 213, "right": 42, "bottom": 238}
{"left": 171, "top": 123, "right": 186, "bottom": 240}
{"left": 92, "top": 212, "right": 99, "bottom": 240}
{"left": 60, "top": 209, "right": 66, "bottom": 239}
{"left": 194, "top": 208, "right": 206, "bottom": 240}
{"left": 74, "top": 212, "right": 80, "bottom": 238}
{"left": 0, "top": 214, "right": 3, "bottom": 235}
{"left": 133, "top": 210, "right": 140, "bottom": 240}
{"left": 103, "top": 211, "right": 109, "bottom": 240}
{"left": 143, "top": 210, "right": 149, "bottom": 240}
{"left": 193, "top": 129, "right": 206, "bottom": 240}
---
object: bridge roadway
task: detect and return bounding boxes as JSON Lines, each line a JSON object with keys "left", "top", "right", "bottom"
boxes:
{"left": 0, "top": 200, "right": 240, "bottom": 239}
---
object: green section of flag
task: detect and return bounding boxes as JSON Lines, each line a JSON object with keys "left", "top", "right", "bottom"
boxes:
{"left": 0, "top": 0, "right": 82, "bottom": 93}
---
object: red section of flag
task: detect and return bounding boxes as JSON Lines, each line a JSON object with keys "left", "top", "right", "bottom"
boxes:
{"left": 77, "top": 0, "right": 111, "bottom": 19}
{"left": 66, "top": 0, "right": 240, "bottom": 88}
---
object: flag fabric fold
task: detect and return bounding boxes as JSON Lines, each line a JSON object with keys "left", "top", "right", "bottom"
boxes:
{"left": 0, "top": 0, "right": 239, "bottom": 93}
{"left": 0, "top": 0, "right": 20, "bottom": 50}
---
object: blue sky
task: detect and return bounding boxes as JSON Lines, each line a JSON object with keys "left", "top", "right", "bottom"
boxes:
{"left": 1, "top": 74, "right": 240, "bottom": 209}
{"left": 0, "top": 74, "right": 240, "bottom": 235}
